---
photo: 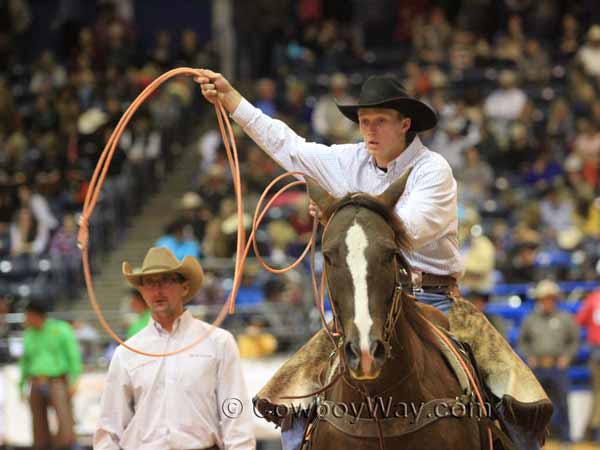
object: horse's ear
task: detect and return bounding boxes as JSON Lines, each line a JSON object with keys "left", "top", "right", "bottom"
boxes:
{"left": 376, "top": 167, "right": 413, "bottom": 209}
{"left": 305, "top": 176, "right": 337, "bottom": 219}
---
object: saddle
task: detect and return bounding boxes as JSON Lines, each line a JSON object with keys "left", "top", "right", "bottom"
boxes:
{"left": 254, "top": 318, "right": 517, "bottom": 450}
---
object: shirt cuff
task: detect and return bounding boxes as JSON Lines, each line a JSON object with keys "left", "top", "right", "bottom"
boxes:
{"left": 231, "top": 98, "right": 258, "bottom": 128}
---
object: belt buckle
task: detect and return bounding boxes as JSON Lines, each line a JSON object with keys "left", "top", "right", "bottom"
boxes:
{"left": 411, "top": 270, "right": 423, "bottom": 294}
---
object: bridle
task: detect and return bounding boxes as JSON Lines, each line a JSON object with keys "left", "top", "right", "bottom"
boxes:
{"left": 321, "top": 195, "right": 413, "bottom": 354}
{"left": 287, "top": 196, "right": 495, "bottom": 450}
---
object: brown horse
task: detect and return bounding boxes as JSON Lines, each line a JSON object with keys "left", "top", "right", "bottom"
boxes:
{"left": 301, "top": 173, "right": 487, "bottom": 450}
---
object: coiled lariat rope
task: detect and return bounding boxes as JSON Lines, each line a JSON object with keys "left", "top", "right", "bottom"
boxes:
{"left": 77, "top": 67, "right": 325, "bottom": 357}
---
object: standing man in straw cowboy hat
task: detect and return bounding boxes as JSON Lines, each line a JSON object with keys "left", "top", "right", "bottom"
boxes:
{"left": 94, "top": 247, "right": 255, "bottom": 450}
{"left": 519, "top": 280, "right": 579, "bottom": 448}
{"left": 195, "top": 70, "right": 552, "bottom": 450}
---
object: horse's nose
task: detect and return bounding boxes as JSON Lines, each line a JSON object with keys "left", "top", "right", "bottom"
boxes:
{"left": 370, "top": 339, "right": 386, "bottom": 367}
{"left": 344, "top": 341, "right": 361, "bottom": 370}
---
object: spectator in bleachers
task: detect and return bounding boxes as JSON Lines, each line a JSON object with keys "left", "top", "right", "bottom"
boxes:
{"left": 546, "top": 97, "right": 576, "bottom": 142}
{"left": 484, "top": 69, "right": 527, "bottom": 127}
{"left": 254, "top": 78, "right": 277, "bottom": 118}
{"left": 50, "top": 213, "right": 82, "bottom": 301}
{"left": 120, "top": 111, "right": 163, "bottom": 197}
{"left": 266, "top": 220, "right": 297, "bottom": 266}
{"left": 431, "top": 114, "right": 481, "bottom": 172}
{"left": 558, "top": 14, "right": 580, "bottom": 63}
{"left": 494, "top": 14, "right": 526, "bottom": 63}
{"left": 519, "top": 38, "right": 551, "bottom": 83}
{"left": 311, "top": 73, "right": 357, "bottom": 144}
{"left": 502, "top": 235, "right": 543, "bottom": 284}
{"left": 576, "top": 287, "right": 600, "bottom": 443}
{"left": 518, "top": 280, "right": 580, "bottom": 447}
{"left": 149, "top": 30, "right": 174, "bottom": 70}
{"left": 154, "top": 220, "right": 201, "bottom": 261}
{"left": 280, "top": 79, "right": 313, "bottom": 135}
{"left": 197, "top": 164, "right": 232, "bottom": 212}
{"left": 572, "top": 118, "right": 600, "bottom": 171}
{"left": 577, "top": 25, "right": 600, "bottom": 78}
{"left": 29, "top": 50, "right": 67, "bottom": 95}
{"left": 10, "top": 207, "right": 49, "bottom": 256}
{"left": 17, "top": 183, "right": 58, "bottom": 231}
{"left": 583, "top": 197, "right": 600, "bottom": 239}
{"left": 459, "top": 208, "right": 496, "bottom": 294}
{"left": 177, "top": 191, "right": 211, "bottom": 243}
{"left": 539, "top": 186, "right": 577, "bottom": 240}
{"left": 125, "top": 289, "right": 150, "bottom": 339}
{"left": 237, "top": 315, "right": 278, "bottom": 358}
{"left": 411, "top": 6, "right": 452, "bottom": 65}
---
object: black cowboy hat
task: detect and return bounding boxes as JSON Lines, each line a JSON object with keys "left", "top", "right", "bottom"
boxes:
{"left": 336, "top": 75, "right": 438, "bottom": 132}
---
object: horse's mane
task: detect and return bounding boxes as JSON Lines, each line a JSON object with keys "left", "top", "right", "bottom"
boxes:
{"left": 324, "top": 194, "right": 412, "bottom": 253}
{"left": 399, "top": 294, "right": 441, "bottom": 347}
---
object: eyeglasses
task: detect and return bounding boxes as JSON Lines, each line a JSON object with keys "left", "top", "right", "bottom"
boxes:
{"left": 141, "top": 275, "right": 182, "bottom": 289}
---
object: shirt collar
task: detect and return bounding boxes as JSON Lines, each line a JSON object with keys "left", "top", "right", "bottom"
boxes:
{"left": 151, "top": 309, "right": 193, "bottom": 337}
{"left": 368, "top": 136, "right": 424, "bottom": 174}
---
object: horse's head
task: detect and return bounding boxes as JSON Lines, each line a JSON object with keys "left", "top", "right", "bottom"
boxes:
{"left": 307, "top": 170, "right": 412, "bottom": 380}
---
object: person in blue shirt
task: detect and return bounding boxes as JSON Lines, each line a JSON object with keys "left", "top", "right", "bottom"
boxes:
{"left": 155, "top": 220, "right": 201, "bottom": 261}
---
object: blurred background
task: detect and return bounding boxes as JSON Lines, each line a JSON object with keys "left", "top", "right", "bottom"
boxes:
{"left": 3, "top": 0, "right": 600, "bottom": 448}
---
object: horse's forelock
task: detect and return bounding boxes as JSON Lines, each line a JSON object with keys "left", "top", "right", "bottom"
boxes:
{"left": 324, "top": 194, "right": 412, "bottom": 253}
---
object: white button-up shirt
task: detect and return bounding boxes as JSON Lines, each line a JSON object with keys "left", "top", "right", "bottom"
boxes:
{"left": 93, "top": 310, "right": 255, "bottom": 450}
{"left": 232, "top": 98, "right": 463, "bottom": 277}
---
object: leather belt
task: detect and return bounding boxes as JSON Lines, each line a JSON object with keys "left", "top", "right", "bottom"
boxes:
{"left": 30, "top": 374, "right": 67, "bottom": 383}
{"left": 421, "top": 273, "right": 457, "bottom": 287}
{"left": 171, "top": 446, "right": 218, "bottom": 450}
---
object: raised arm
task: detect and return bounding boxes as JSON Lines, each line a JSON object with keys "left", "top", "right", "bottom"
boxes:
{"left": 195, "top": 69, "right": 355, "bottom": 195}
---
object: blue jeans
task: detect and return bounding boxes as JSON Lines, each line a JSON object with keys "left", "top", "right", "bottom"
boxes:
{"left": 533, "top": 367, "right": 570, "bottom": 443}
{"left": 281, "top": 291, "right": 540, "bottom": 450}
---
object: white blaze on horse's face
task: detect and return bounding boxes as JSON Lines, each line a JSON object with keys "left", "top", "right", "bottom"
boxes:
{"left": 345, "top": 220, "right": 372, "bottom": 354}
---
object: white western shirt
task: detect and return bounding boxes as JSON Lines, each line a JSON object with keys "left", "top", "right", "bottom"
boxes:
{"left": 93, "top": 310, "right": 255, "bottom": 450}
{"left": 232, "top": 98, "right": 464, "bottom": 277}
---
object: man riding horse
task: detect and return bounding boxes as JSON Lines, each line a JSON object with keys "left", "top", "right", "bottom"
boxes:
{"left": 196, "top": 71, "right": 552, "bottom": 449}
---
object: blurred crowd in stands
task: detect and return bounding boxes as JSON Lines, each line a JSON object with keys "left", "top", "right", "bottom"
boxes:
{"left": 2, "top": 0, "right": 600, "bottom": 380}
{"left": 3, "top": 0, "right": 600, "bottom": 444}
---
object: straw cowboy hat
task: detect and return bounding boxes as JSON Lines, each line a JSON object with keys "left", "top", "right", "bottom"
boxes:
{"left": 336, "top": 75, "right": 438, "bottom": 132}
{"left": 532, "top": 279, "right": 560, "bottom": 300}
{"left": 78, "top": 108, "right": 109, "bottom": 135}
{"left": 122, "top": 247, "right": 204, "bottom": 303}
{"left": 588, "top": 25, "right": 600, "bottom": 42}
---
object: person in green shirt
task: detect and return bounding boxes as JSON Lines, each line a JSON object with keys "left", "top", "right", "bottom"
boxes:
{"left": 19, "top": 300, "right": 82, "bottom": 450}
{"left": 126, "top": 289, "right": 150, "bottom": 338}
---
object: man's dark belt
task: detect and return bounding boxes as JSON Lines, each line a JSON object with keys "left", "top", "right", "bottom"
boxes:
{"left": 419, "top": 273, "right": 458, "bottom": 295}
{"left": 30, "top": 374, "right": 67, "bottom": 383}
{"left": 172, "top": 445, "right": 219, "bottom": 450}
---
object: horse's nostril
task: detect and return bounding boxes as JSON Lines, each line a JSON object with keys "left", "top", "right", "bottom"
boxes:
{"left": 371, "top": 339, "right": 386, "bottom": 362}
{"left": 344, "top": 341, "right": 360, "bottom": 368}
